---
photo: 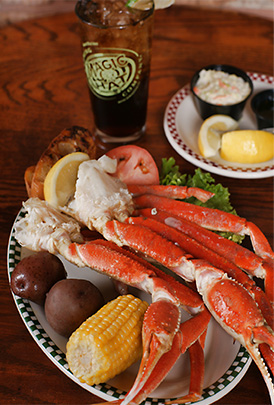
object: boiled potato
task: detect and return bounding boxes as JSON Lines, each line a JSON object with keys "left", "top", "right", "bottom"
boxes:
{"left": 10, "top": 252, "right": 67, "bottom": 305}
{"left": 44, "top": 279, "right": 105, "bottom": 337}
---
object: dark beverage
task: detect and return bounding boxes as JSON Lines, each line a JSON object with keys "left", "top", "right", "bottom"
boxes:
{"left": 89, "top": 72, "right": 149, "bottom": 139}
{"left": 75, "top": 0, "right": 154, "bottom": 143}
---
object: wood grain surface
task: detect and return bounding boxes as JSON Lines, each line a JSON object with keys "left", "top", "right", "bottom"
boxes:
{"left": 1, "top": 0, "right": 273, "bottom": 26}
{"left": 0, "top": 5, "right": 273, "bottom": 404}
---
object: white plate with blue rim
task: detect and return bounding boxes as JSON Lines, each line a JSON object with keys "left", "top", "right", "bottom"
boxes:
{"left": 7, "top": 207, "right": 252, "bottom": 404}
{"left": 164, "top": 73, "right": 274, "bottom": 179}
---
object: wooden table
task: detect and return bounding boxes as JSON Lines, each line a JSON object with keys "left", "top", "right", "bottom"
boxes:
{"left": 0, "top": 5, "right": 273, "bottom": 404}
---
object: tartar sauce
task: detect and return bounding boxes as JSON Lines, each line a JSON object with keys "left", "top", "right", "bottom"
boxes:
{"left": 194, "top": 69, "right": 251, "bottom": 105}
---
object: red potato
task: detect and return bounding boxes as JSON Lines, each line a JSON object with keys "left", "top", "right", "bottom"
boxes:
{"left": 10, "top": 252, "right": 67, "bottom": 305}
{"left": 44, "top": 279, "right": 105, "bottom": 337}
{"left": 106, "top": 145, "right": 160, "bottom": 185}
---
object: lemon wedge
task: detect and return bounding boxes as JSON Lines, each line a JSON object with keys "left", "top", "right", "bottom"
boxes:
{"left": 221, "top": 130, "right": 274, "bottom": 164}
{"left": 153, "top": 0, "right": 174, "bottom": 9}
{"left": 127, "top": 0, "right": 173, "bottom": 10}
{"left": 44, "top": 152, "right": 90, "bottom": 208}
{"left": 198, "top": 115, "right": 239, "bottom": 158}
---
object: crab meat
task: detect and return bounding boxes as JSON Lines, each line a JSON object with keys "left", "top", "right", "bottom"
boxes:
{"left": 15, "top": 198, "right": 83, "bottom": 254}
{"left": 63, "top": 155, "right": 134, "bottom": 234}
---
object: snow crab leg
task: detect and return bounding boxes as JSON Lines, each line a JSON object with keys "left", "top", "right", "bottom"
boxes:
{"left": 132, "top": 193, "right": 274, "bottom": 304}
{"left": 128, "top": 184, "right": 215, "bottom": 203}
{"left": 132, "top": 192, "right": 274, "bottom": 261}
{"left": 133, "top": 211, "right": 274, "bottom": 326}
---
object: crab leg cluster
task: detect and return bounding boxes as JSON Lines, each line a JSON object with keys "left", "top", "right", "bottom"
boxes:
{"left": 103, "top": 184, "right": 273, "bottom": 403}
{"left": 129, "top": 186, "right": 274, "bottom": 380}
{"left": 131, "top": 190, "right": 274, "bottom": 302}
{"left": 14, "top": 155, "right": 274, "bottom": 404}
{"left": 129, "top": 211, "right": 274, "bottom": 327}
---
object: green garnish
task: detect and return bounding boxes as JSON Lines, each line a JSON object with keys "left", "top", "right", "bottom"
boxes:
{"left": 160, "top": 157, "right": 244, "bottom": 243}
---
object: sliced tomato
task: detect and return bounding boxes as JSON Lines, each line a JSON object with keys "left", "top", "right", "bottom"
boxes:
{"left": 106, "top": 145, "right": 160, "bottom": 185}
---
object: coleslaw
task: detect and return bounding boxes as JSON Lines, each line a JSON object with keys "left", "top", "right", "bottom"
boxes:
{"left": 193, "top": 69, "right": 251, "bottom": 105}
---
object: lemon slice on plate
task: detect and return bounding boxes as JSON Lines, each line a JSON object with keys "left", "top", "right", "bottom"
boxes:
{"left": 198, "top": 114, "right": 239, "bottom": 158}
{"left": 44, "top": 152, "right": 90, "bottom": 208}
{"left": 127, "top": 0, "right": 173, "bottom": 10}
{"left": 221, "top": 130, "right": 274, "bottom": 164}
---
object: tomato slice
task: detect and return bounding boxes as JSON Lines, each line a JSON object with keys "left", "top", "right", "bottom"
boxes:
{"left": 106, "top": 145, "right": 160, "bottom": 185}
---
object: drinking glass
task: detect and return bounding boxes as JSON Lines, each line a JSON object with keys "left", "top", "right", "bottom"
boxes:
{"left": 75, "top": 0, "right": 154, "bottom": 144}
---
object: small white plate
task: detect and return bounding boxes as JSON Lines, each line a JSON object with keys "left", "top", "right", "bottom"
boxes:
{"left": 7, "top": 208, "right": 252, "bottom": 404}
{"left": 164, "top": 73, "right": 274, "bottom": 179}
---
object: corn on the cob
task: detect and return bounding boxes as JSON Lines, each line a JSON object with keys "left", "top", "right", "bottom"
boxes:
{"left": 66, "top": 294, "right": 149, "bottom": 385}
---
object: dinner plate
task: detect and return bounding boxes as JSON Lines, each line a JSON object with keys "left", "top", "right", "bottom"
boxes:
{"left": 164, "top": 72, "right": 274, "bottom": 179}
{"left": 7, "top": 208, "right": 252, "bottom": 404}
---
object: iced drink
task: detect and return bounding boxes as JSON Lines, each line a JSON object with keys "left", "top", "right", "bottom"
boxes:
{"left": 75, "top": 0, "right": 154, "bottom": 143}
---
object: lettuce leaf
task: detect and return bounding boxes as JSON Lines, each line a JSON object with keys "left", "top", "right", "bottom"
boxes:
{"left": 160, "top": 157, "right": 244, "bottom": 243}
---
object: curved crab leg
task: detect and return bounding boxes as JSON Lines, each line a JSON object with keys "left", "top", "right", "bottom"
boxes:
{"left": 118, "top": 333, "right": 206, "bottom": 405}
{"left": 165, "top": 339, "right": 205, "bottom": 405}
{"left": 132, "top": 212, "right": 274, "bottom": 326}
{"left": 133, "top": 194, "right": 274, "bottom": 261}
{"left": 104, "top": 219, "right": 274, "bottom": 402}
{"left": 128, "top": 184, "right": 214, "bottom": 203}
{"left": 133, "top": 196, "right": 274, "bottom": 304}
{"left": 95, "top": 332, "right": 184, "bottom": 405}
{"left": 139, "top": 208, "right": 274, "bottom": 307}
{"left": 128, "top": 215, "right": 256, "bottom": 286}
{"left": 195, "top": 261, "right": 274, "bottom": 404}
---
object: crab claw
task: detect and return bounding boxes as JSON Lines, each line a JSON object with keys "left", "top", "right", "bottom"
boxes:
{"left": 195, "top": 261, "right": 274, "bottom": 403}
{"left": 121, "top": 300, "right": 181, "bottom": 405}
{"left": 95, "top": 331, "right": 183, "bottom": 405}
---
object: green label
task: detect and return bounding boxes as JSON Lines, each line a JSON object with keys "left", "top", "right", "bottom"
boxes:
{"left": 83, "top": 43, "right": 142, "bottom": 103}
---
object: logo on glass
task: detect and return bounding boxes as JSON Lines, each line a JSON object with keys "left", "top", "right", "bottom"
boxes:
{"left": 83, "top": 43, "right": 142, "bottom": 102}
